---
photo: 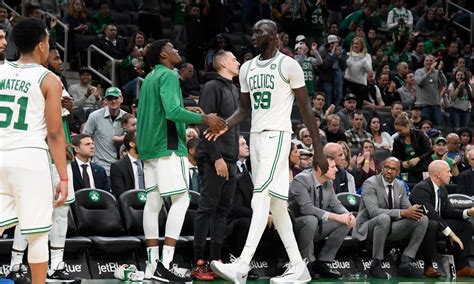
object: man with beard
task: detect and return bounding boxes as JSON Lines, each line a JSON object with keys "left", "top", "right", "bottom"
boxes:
{"left": 208, "top": 19, "right": 328, "bottom": 283}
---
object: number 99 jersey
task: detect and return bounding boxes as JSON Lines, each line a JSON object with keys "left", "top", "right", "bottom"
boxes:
{"left": 0, "top": 61, "right": 51, "bottom": 150}
{"left": 239, "top": 52, "right": 306, "bottom": 133}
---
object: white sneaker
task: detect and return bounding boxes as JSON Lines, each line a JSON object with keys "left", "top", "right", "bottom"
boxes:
{"left": 144, "top": 262, "right": 156, "bottom": 280}
{"left": 210, "top": 257, "right": 250, "bottom": 284}
{"left": 114, "top": 264, "right": 144, "bottom": 281}
{"left": 270, "top": 260, "right": 311, "bottom": 284}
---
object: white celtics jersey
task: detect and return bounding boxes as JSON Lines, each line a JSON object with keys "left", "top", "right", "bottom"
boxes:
{"left": 240, "top": 52, "right": 305, "bottom": 133}
{"left": 0, "top": 61, "right": 52, "bottom": 150}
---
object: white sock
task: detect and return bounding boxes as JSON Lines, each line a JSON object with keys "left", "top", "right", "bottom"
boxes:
{"left": 161, "top": 245, "right": 175, "bottom": 269}
{"left": 10, "top": 251, "right": 24, "bottom": 268}
{"left": 147, "top": 246, "right": 159, "bottom": 266}
{"left": 50, "top": 249, "right": 64, "bottom": 270}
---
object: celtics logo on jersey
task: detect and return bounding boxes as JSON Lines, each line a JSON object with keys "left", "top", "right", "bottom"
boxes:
{"left": 137, "top": 192, "right": 147, "bottom": 204}
{"left": 88, "top": 190, "right": 101, "bottom": 203}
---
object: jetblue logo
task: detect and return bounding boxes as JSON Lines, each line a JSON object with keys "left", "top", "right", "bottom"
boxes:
{"left": 329, "top": 260, "right": 351, "bottom": 269}
{"left": 361, "top": 260, "right": 391, "bottom": 270}
{"left": 97, "top": 262, "right": 120, "bottom": 275}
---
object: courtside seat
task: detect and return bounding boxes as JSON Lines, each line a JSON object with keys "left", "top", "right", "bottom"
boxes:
{"left": 65, "top": 209, "right": 91, "bottom": 253}
{"left": 71, "top": 188, "right": 140, "bottom": 253}
{"left": 336, "top": 192, "right": 361, "bottom": 217}
{"left": 448, "top": 194, "right": 473, "bottom": 209}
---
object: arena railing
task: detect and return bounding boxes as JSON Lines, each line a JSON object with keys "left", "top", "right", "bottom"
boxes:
{"left": 135, "top": 77, "right": 144, "bottom": 98}
{"left": 446, "top": 0, "right": 474, "bottom": 44}
{"left": 40, "top": 11, "right": 69, "bottom": 69}
{"left": 87, "top": 44, "right": 118, "bottom": 86}
{"left": 2, "top": 2, "right": 20, "bottom": 16}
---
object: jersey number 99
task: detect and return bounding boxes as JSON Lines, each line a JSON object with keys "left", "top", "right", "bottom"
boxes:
{"left": 253, "top": 91, "right": 272, "bottom": 110}
{"left": 0, "top": 94, "right": 29, "bottom": 130}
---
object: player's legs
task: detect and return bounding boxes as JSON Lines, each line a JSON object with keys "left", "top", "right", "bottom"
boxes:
{"left": 162, "top": 193, "right": 189, "bottom": 267}
{"left": 27, "top": 233, "right": 49, "bottom": 284}
{"left": 49, "top": 205, "right": 69, "bottom": 269}
{"left": 10, "top": 226, "right": 28, "bottom": 267}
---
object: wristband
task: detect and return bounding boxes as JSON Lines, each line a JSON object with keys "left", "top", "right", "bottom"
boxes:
{"left": 60, "top": 177, "right": 68, "bottom": 182}
{"left": 364, "top": 160, "right": 370, "bottom": 164}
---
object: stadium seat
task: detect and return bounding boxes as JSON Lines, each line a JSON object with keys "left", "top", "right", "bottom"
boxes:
{"left": 65, "top": 209, "right": 92, "bottom": 253}
{"left": 71, "top": 188, "right": 141, "bottom": 252}
{"left": 336, "top": 192, "right": 361, "bottom": 216}
{"left": 374, "top": 148, "right": 391, "bottom": 162}
{"left": 111, "top": 0, "right": 139, "bottom": 12}
{"left": 110, "top": 11, "right": 132, "bottom": 25}
{"left": 448, "top": 194, "right": 473, "bottom": 209}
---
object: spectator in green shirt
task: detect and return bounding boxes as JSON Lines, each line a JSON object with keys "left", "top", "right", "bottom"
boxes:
{"left": 91, "top": 1, "right": 114, "bottom": 34}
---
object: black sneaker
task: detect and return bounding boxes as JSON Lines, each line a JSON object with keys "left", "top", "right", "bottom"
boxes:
{"left": 46, "top": 262, "right": 81, "bottom": 283}
{"left": 312, "top": 260, "right": 341, "bottom": 279}
{"left": 152, "top": 261, "right": 192, "bottom": 283}
{"left": 368, "top": 260, "right": 390, "bottom": 279}
{"left": 6, "top": 264, "right": 30, "bottom": 284}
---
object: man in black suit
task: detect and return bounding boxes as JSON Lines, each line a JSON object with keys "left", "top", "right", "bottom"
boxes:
{"left": 456, "top": 149, "right": 474, "bottom": 196}
{"left": 71, "top": 134, "right": 110, "bottom": 192}
{"left": 410, "top": 160, "right": 474, "bottom": 277}
{"left": 110, "top": 132, "right": 144, "bottom": 197}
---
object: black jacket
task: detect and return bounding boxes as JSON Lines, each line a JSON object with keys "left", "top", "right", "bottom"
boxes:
{"left": 456, "top": 169, "right": 474, "bottom": 196}
{"left": 110, "top": 155, "right": 137, "bottom": 198}
{"left": 318, "top": 47, "right": 347, "bottom": 82}
{"left": 392, "top": 129, "right": 432, "bottom": 168}
{"left": 196, "top": 74, "right": 239, "bottom": 162}
{"left": 409, "top": 178, "right": 465, "bottom": 233}
{"left": 71, "top": 160, "right": 110, "bottom": 192}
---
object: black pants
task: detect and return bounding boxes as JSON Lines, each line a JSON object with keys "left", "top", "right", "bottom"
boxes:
{"left": 194, "top": 159, "right": 237, "bottom": 261}
{"left": 421, "top": 219, "right": 472, "bottom": 269}
{"left": 344, "top": 79, "right": 367, "bottom": 110}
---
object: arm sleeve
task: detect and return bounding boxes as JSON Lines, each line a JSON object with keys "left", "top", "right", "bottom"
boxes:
{"left": 159, "top": 71, "right": 203, "bottom": 124}
{"left": 415, "top": 68, "right": 430, "bottom": 87}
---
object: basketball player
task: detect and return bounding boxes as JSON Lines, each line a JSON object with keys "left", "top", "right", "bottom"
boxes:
{"left": 0, "top": 18, "right": 68, "bottom": 284}
{"left": 136, "top": 39, "right": 227, "bottom": 282}
{"left": 7, "top": 45, "right": 78, "bottom": 283}
{"left": 208, "top": 19, "right": 328, "bottom": 283}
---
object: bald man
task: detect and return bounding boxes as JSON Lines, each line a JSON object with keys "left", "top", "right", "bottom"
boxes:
{"left": 323, "top": 143, "right": 356, "bottom": 194}
{"left": 446, "top": 133, "right": 462, "bottom": 160}
{"left": 410, "top": 160, "right": 474, "bottom": 277}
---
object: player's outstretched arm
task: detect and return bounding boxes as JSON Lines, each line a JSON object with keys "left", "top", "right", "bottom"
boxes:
{"left": 43, "top": 73, "right": 68, "bottom": 206}
{"left": 205, "top": 92, "right": 251, "bottom": 141}
{"left": 294, "top": 86, "right": 328, "bottom": 174}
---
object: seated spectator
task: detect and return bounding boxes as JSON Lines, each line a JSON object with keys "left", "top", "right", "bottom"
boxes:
{"left": 96, "top": 23, "right": 127, "bottom": 60}
{"left": 68, "top": 67, "right": 102, "bottom": 115}
{"left": 345, "top": 111, "right": 373, "bottom": 148}
{"left": 352, "top": 157, "right": 428, "bottom": 279}
{"left": 429, "top": 137, "right": 460, "bottom": 177}
{"left": 186, "top": 127, "right": 199, "bottom": 143}
{"left": 368, "top": 116, "right": 393, "bottom": 151}
{"left": 392, "top": 113, "right": 431, "bottom": 183}
{"left": 110, "top": 132, "right": 144, "bottom": 197}
{"left": 298, "top": 149, "right": 313, "bottom": 171}
{"left": 187, "top": 137, "right": 200, "bottom": 193}
{"left": 336, "top": 93, "right": 357, "bottom": 131}
{"left": 323, "top": 114, "right": 347, "bottom": 143}
{"left": 446, "top": 133, "right": 463, "bottom": 160}
{"left": 323, "top": 142, "right": 356, "bottom": 194}
{"left": 381, "top": 101, "right": 403, "bottom": 135}
{"left": 91, "top": 1, "right": 114, "bottom": 35}
{"left": 338, "top": 141, "right": 355, "bottom": 172}
{"left": 312, "top": 92, "right": 334, "bottom": 121}
{"left": 297, "top": 128, "right": 313, "bottom": 153}
{"left": 353, "top": 140, "right": 379, "bottom": 190}
{"left": 179, "top": 63, "right": 200, "bottom": 103}
{"left": 378, "top": 73, "right": 402, "bottom": 107}
{"left": 289, "top": 142, "right": 301, "bottom": 181}
{"left": 71, "top": 134, "right": 110, "bottom": 191}
{"left": 397, "top": 71, "right": 417, "bottom": 110}
{"left": 237, "top": 136, "right": 249, "bottom": 174}
{"left": 409, "top": 104, "right": 423, "bottom": 129}
{"left": 457, "top": 148, "right": 474, "bottom": 195}
{"left": 289, "top": 157, "right": 354, "bottom": 279}
{"left": 363, "top": 70, "right": 385, "bottom": 111}
{"left": 457, "top": 127, "right": 473, "bottom": 150}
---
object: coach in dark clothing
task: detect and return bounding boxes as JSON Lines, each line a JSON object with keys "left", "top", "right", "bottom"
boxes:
{"left": 193, "top": 50, "right": 240, "bottom": 266}
{"left": 110, "top": 132, "right": 144, "bottom": 198}
{"left": 410, "top": 160, "right": 474, "bottom": 277}
{"left": 71, "top": 134, "right": 110, "bottom": 192}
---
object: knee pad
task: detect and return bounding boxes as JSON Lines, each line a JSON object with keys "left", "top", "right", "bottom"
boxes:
{"left": 50, "top": 205, "right": 70, "bottom": 247}
{"left": 26, "top": 233, "right": 49, "bottom": 263}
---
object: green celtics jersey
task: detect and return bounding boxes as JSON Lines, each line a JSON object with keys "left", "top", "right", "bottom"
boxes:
{"left": 136, "top": 64, "right": 202, "bottom": 160}
{"left": 301, "top": 57, "right": 316, "bottom": 96}
{"left": 171, "top": 0, "right": 186, "bottom": 25}
{"left": 306, "top": 4, "right": 326, "bottom": 38}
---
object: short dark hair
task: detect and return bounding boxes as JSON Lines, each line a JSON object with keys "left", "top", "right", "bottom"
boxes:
{"left": 123, "top": 132, "right": 136, "bottom": 151}
{"left": 71, "top": 134, "right": 91, "bottom": 147}
{"left": 146, "top": 39, "right": 171, "bottom": 67}
{"left": 26, "top": 4, "right": 40, "bottom": 16}
{"left": 212, "top": 50, "right": 229, "bottom": 71}
{"left": 13, "top": 18, "right": 48, "bottom": 54}
{"left": 187, "top": 137, "right": 199, "bottom": 151}
{"left": 49, "top": 42, "right": 58, "bottom": 51}
{"left": 391, "top": 101, "right": 403, "bottom": 108}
